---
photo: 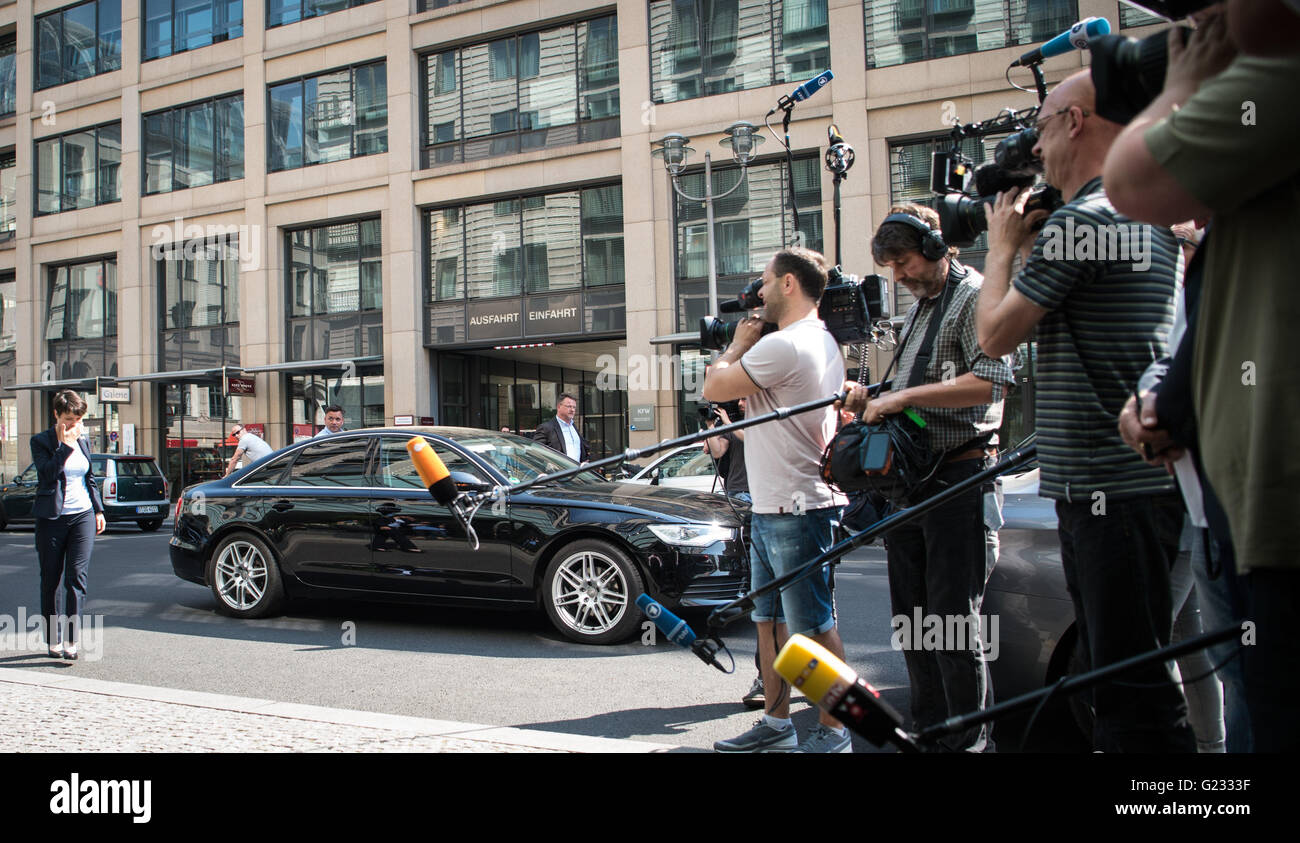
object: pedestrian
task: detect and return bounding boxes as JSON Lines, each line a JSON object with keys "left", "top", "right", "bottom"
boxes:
{"left": 533, "top": 393, "right": 590, "bottom": 463}
{"left": 32, "top": 389, "right": 106, "bottom": 660}
{"left": 224, "top": 423, "right": 273, "bottom": 477}
{"left": 314, "top": 404, "right": 346, "bottom": 436}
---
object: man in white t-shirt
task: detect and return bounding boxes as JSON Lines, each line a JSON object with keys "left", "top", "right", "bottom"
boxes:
{"left": 702, "top": 247, "right": 849, "bottom": 753}
{"left": 224, "top": 424, "right": 274, "bottom": 476}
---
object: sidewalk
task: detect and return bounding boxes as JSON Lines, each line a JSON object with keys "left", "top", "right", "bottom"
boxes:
{"left": 0, "top": 667, "right": 677, "bottom": 753}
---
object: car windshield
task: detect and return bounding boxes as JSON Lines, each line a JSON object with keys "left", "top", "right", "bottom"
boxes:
{"left": 454, "top": 434, "right": 608, "bottom": 485}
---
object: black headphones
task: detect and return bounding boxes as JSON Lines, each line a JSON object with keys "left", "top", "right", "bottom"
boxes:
{"left": 882, "top": 212, "right": 949, "bottom": 262}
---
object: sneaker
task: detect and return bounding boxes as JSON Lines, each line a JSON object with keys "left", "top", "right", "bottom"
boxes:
{"left": 741, "top": 676, "right": 765, "bottom": 710}
{"left": 714, "top": 719, "right": 798, "bottom": 753}
{"left": 792, "top": 724, "right": 852, "bottom": 753}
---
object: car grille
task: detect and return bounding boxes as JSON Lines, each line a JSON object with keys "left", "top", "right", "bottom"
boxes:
{"left": 682, "top": 576, "right": 747, "bottom": 601}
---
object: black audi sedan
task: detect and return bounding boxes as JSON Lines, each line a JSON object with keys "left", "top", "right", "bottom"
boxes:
{"left": 169, "top": 428, "right": 750, "bottom": 644}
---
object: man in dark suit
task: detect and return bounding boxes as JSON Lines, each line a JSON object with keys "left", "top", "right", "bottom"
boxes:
{"left": 32, "top": 390, "right": 105, "bottom": 659}
{"left": 532, "top": 392, "right": 590, "bottom": 463}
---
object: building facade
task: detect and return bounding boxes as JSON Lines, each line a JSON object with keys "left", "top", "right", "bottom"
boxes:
{"left": 0, "top": 0, "right": 1163, "bottom": 492}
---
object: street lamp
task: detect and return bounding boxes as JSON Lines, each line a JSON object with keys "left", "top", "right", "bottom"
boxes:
{"left": 652, "top": 121, "right": 764, "bottom": 321}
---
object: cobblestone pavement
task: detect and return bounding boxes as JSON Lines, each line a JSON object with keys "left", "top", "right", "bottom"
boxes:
{"left": 0, "top": 668, "right": 674, "bottom": 754}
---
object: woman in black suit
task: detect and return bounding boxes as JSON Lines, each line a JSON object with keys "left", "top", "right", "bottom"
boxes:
{"left": 31, "top": 390, "right": 105, "bottom": 660}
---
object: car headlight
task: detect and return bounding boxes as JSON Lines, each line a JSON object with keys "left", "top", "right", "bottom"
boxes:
{"left": 646, "top": 523, "right": 737, "bottom": 548}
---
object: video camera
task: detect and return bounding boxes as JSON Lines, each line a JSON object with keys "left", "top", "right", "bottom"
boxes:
{"left": 932, "top": 108, "right": 1064, "bottom": 247}
{"left": 699, "top": 267, "right": 889, "bottom": 351}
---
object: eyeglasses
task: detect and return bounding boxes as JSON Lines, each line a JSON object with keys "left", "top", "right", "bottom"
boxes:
{"left": 1034, "top": 106, "right": 1090, "bottom": 134}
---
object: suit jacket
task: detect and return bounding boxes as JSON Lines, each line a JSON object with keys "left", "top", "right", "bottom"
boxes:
{"left": 533, "top": 417, "right": 591, "bottom": 463}
{"left": 31, "top": 428, "right": 104, "bottom": 520}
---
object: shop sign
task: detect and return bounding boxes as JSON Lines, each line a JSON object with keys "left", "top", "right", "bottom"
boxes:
{"left": 227, "top": 376, "right": 256, "bottom": 396}
{"left": 630, "top": 405, "right": 655, "bottom": 431}
{"left": 99, "top": 386, "right": 130, "bottom": 403}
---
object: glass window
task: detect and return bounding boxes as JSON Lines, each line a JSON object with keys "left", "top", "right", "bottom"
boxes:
{"left": 269, "top": 62, "right": 386, "bottom": 172}
{"left": 286, "top": 438, "right": 369, "bottom": 486}
{"left": 285, "top": 218, "right": 383, "bottom": 360}
{"left": 1118, "top": 3, "right": 1165, "bottom": 27}
{"left": 0, "top": 151, "right": 15, "bottom": 242}
{"left": 46, "top": 258, "right": 116, "bottom": 342}
{"left": 427, "top": 185, "right": 623, "bottom": 304}
{"left": 865, "top": 0, "right": 1078, "bottom": 68}
{"left": 141, "top": 0, "right": 241, "bottom": 58}
{"left": 35, "top": 123, "right": 122, "bottom": 215}
{"left": 35, "top": 0, "right": 123, "bottom": 89}
{"left": 159, "top": 236, "right": 240, "bottom": 331}
{"left": 377, "top": 438, "right": 486, "bottom": 490}
{"left": 268, "top": 0, "right": 379, "bottom": 28}
{"left": 422, "top": 16, "right": 618, "bottom": 166}
{"left": 0, "top": 34, "right": 16, "bottom": 117}
{"left": 237, "top": 452, "right": 294, "bottom": 486}
{"left": 650, "top": 0, "right": 828, "bottom": 104}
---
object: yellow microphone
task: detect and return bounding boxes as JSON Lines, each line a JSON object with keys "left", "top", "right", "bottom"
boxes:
{"left": 775, "top": 634, "right": 915, "bottom": 751}
{"left": 406, "top": 437, "right": 458, "bottom": 507}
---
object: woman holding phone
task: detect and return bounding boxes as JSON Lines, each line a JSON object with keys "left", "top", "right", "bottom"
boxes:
{"left": 31, "top": 390, "right": 105, "bottom": 660}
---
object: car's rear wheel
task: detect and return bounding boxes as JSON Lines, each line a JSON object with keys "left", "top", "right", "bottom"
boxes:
{"left": 207, "top": 533, "right": 285, "bottom": 618}
{"left": 542, "top": 539, "right": 643, "bottom": 645}
{"left": 138, "top": 518, "right": 164, "bottom": 532}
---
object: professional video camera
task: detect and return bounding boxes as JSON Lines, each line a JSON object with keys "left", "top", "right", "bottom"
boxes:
{"left": 932, "top": 108, "right": 1064, "bottom": 248}
{"left": 699, "top": 268, "right": 888, "bottom": 351}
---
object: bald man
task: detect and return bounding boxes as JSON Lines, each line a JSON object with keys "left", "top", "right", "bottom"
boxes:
{"left": 975, "top": 70, "right": 1194, "bottom": 753}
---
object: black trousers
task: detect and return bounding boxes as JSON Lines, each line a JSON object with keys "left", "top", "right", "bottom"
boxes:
{"left": 35, "top": 510, "right": 96, "bottom": 644}
{"left": 1241, "top": 568, "right": 1300, "bottom": 752}
{"left": 1055, "top": 492, "right": 1196, "bottom": 753}
{"left": 884, "top": 457, "right": 998, "bottom": 752}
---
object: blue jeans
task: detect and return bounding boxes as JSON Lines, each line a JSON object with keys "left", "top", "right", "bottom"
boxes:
{"left": 748, "top": 506, "right": 839, "bottom": 636}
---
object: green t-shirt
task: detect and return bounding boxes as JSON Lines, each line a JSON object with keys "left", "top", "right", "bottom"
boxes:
{"left": 1144, "top": 53, "right": 1300, "bottom": 573}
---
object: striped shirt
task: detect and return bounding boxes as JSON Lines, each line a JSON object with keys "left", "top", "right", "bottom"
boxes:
{"left": 1013, "top": 176, "right": 1178, "bottom": 501}
{"left": 891, "top": 263, "right": 1016, "bottom": 453}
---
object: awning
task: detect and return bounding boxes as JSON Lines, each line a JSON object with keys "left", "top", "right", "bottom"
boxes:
{"left": 3, "top": 375, "right": 121, "bottom": 392}
{"left": 113, "top": 366, "right": 243, "bottom": 384}
{"left": 239, "top": 355, "right": 383, "bottom": 375}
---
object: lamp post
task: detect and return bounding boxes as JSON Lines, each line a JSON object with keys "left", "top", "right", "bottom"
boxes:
{"left": 652, "top": 121, "right": 764, "bottom": 320}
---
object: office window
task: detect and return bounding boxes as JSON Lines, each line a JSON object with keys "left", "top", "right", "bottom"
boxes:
{"left": 864, "top": 0, "right": 1077, "bottom": 68}
{"left": 46, "top": 258, "right": 116, "bottom": 342}
{"left": 157, "top": 237, "right": 240, "bottom": 371}
{"left": 144, "top": 95, "right": 244, "bottom": 194}
{"left": 1118, "top": 3, "right": 1164, "bottom": 27}
{"left": 35, "top": 122, "right": 121, "bottom": 215}
{"left": 672, "top": 155, "right": 821, "bottom": 331}
{"left": 143, "top": 0, "right": 243, "bottom": 61}
{"left": 285, "top": 218, "right": 382, "bottom": 361}
{"left": 0, "top": 34, "right": 15, "bottom": 116}
{"left": 35, "top": 0, "right": 122, "bottom": 89}
{"left": 422, "top": 16, "right": 619, "bottom": 166}
{"left": 0, "top": 151, "right": 14, "bottom": 241}
{"left": 268, "top": 0, "right": 379, "bottom": 29}
{"left": 269, "top": 62, "right": 387, "bottom": 172}
{"left": 427, "top": 184, "right": 623, "bottom": 301}
{"left": 650, "top": 0, "right": 829, "bottom": 104}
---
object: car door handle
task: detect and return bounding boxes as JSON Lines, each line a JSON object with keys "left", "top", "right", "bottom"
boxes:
{"left": 376, "top": 502, "right": 401, "bottom": 515}
{"left": 271, "top": 500, "right": 295, "bottom": 512}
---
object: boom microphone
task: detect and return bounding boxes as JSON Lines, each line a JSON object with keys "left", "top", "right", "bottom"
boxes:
{"left": 406, "top": 436, "right": 458, "bottom": 505}
{"left": 770, "top": 69, "right": 833, "bottom": 114}
{"left": 1010, "top": 16, "right": 1111, "bottom": 67}
{"left": 775, "top": 634, "right": 920, "bottom": 752}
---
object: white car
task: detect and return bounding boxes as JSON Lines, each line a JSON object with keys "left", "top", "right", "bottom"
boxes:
{"left": 626, "top": 445, "right": 727, "bottom": 494}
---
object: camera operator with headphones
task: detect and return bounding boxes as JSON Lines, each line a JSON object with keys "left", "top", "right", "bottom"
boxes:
{"left": 841, "top": 204, "right": 1014, "bottom": 753}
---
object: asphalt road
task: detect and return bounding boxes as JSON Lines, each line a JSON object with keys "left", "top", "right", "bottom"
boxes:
{"left": 0, "top": 522, "right": 1079, "bottom": 752}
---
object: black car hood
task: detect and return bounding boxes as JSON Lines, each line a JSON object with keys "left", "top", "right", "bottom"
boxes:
{"left": 517, "top": 482, "right": 748, "bottom": 525}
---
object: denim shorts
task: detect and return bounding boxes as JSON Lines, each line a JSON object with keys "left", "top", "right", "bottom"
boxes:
{"left": 749, "top": 506, "right": 839, "bottom": 635}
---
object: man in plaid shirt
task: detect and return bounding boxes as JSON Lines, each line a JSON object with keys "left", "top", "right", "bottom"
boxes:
{"left": 843, "top": 203, "right": 1015, "bottom": 751}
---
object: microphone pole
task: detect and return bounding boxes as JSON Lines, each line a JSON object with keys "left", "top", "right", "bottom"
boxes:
{"left": 705, "top": 437, "right": 1039, "bottom": 633}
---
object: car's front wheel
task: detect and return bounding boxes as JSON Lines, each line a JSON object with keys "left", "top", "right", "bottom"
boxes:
{"left": 542, "top": 539, "right": 644, "bottom": 645}
{"left": 206, "top": 533, "right": 285, "bottom": 618}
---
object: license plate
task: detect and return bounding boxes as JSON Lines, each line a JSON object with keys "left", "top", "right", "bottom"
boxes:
{"left": 135, "top": 506, "right": 159, "bottom": 514}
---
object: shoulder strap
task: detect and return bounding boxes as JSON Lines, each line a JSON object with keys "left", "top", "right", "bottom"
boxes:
{"left": 903, "top": 264, "right": 959, "bottom": 390}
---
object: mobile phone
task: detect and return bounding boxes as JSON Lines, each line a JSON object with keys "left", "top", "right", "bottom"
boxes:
{"left": 861, "top": 430, "right": 892, "bottom": 473}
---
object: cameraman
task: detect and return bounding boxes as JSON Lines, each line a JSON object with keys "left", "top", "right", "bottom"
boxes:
{"left": 977, "top": 69, "right": 1193, "bottom": 752}
{"left": 703, "top": 247, "right": 849, "bottom": 753}
{"left": 1102, "top": 1, "right": 1300, "bottom": 751}
{"left": 704, "top": 399, "right": 750, "bottom": 503}
{"left": 842, "top": 204, "right": 1014, "bottom": 753}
